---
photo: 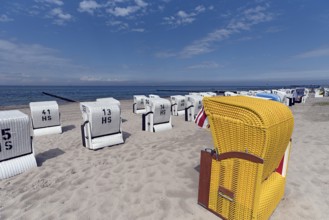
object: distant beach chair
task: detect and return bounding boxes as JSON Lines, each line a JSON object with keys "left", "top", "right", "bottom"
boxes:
{"left": 142, "top": 98, "right": 172, "bottom": 132}
{"left": 80, "top": 102, "right": 124, "bottom": 150}
{"left": 170, "top": 95, "right": 186, "bottom": 116}
{"left": 149, "top": 94, "right": 160, "bottom": 98}
{"left": 133, "top": 95, "right": 147, "bottom": 114}
{"left": 224, "top": 91, "right": 237, "bottom": 96}
{"left": 314, "top": 89, "right": 324, "bottom": 98}
{"left": 29, "top": 101, "right": 62, "bottom": 136}
{"left": 272, "top": 90, "right": 288, "bottom": 105}
{"left": 206, "top": 92, "right": 217, "bottom": 97}
{"left": 185, "top": 95, "right": 203, "bottom": 121}
{"left": 96, "top": 97, "right": 120, "bottom": 107}
{"left": 198, "top": 96, "right": 294, "bottom": 220}
{"left": 199, "top": 92, "right": 212, "bottom": 97}
{"left": 0, "top": 110, "right": 37, "bottom": 180}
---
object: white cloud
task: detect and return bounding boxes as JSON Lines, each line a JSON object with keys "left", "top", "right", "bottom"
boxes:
{"left": 106, "top": 0, "right": 148, "bottom": 17}
{"left": 0, "top": 38, "right": 110, "bottom": 84}
{"left": 187, "top": 61, "right": 220, "bottom": 69}
{"left": 163, "top": 5, "right": 207, "bottom": 27}
{"left": 295, "top": 47, "right": 329, "bottom": 58}
{"left": 0, "top": 14, "right": 13, "bottom": 22}
{"left": 135, "top": 0, "right": 148, "bottom": 8}
{"left": 180, "top": 4, "right": 273, "bottom": 57}
{"left": 131, "top": 28, "right": 145, "bottom": 32}
{"left": 106, "top": 20, "right": 129, "bottom": 30}
{"left": 107, "top": 6, "right": 140, "bottom": 17}
{"left": 155, "top": 51, "right": 176, "bottom": 58}
{"left": 49, "top": 8, "right": 73, "bottom": 25}
{"left": 78, "top": 0, "right": 101, "bottom": 14}
{"left": 80, "top": 75, "right": 122, "bottom": 82}
{"left": 35, "top": 0, "right": 64, "bottom": 6}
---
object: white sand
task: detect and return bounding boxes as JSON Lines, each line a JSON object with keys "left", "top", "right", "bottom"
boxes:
{"left": 1, "top": 98, "right": 329, "bottom": 220}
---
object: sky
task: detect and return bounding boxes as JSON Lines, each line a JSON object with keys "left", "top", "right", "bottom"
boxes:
{"left": 0, "top": 0, "right": 329, "bottom": 86}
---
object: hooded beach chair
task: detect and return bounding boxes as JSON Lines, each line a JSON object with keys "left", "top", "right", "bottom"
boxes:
{"left": 142, "top": 98, "right": 172, "bottom": 132}
{"left": 80, "top": 102, "right": 124, "bottom": 150}
{"left": 170, "top": 95, "right": 186, "bottom": 116}
{"left": 133, "top": 95, "right": 147, "bottom": 114}
{"left": 0, "top": 110, "right": 37, "bottom": 180}
{"left": 198, "top": 96, "right": 294, "bottom": 220}
{"left": 29, "top": 101, "right": 62, "bottom": 136}
{"left": 185, "top": 95, "right": 203, "bottom": 122}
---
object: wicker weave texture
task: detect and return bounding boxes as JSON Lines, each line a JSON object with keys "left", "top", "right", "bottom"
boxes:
{"left": 203, "top": 96, "right": 294, "bottom": 181}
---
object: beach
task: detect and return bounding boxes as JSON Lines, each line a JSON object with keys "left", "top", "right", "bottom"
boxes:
{"left": 1, "top": 97, "right": 329, "bottom": 220}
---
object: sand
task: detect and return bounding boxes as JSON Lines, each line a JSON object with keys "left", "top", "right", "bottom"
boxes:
{"left": 0, "top": 97, "right": 329, "bottom": 220}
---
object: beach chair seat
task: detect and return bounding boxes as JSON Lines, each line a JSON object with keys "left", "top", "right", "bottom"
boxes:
{"left": 0, "top": 110, "right": 37, "bottom": 180}
{"left": 142, "top": 98, "right": 172, "bottom": 132}
{"left": 198, "top": 96, "right": 294, "bottom": 220}
{"left": 29, "top": 101, "right": 62, "bottom": 136}
{"left": 185, "top": 95, "right": 203, "bottom": 121}
{"left": 80, "top": 102, "right": 124, "bottom": 150}
{"left": 133, "top": 95, "right": 147, "bottom": 114}
{"left": 170, "top": 95, "right": 186, "bottom": 116}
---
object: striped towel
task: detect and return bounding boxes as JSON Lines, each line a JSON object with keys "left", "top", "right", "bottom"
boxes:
{"left": 195, "top": 107, "right": 210, "bottom": 129}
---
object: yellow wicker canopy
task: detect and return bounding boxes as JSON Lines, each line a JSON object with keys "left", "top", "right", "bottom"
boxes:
{"left": 203, "top": 96, "right": 294, "bottom": 182}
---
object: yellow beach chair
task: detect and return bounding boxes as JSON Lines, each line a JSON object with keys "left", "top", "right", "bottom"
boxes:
{"left": 198, "top": 96, "right": 294, "bottom": 220}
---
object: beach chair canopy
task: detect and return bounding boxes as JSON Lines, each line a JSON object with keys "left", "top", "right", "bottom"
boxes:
{"left": 203, "top": 96, "right": 294, "bottom": 181}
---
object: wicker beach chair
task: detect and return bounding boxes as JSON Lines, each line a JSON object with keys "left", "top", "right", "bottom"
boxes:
{"left": 198, "top": 96, "right": 294, "bottom": 220}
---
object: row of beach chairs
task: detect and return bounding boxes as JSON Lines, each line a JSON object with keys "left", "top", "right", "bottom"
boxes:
{"left": 0, "top": 91, "right": 297, "bottom": 219}
{"left": 0, "top": 92, "right": 215, "bottom": 179}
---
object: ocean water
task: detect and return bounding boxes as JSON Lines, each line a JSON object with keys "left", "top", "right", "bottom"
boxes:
{"left": 0, "top": 85, "right": 277, "bottom": 107}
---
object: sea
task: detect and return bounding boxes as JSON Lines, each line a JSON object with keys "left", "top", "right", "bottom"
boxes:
{"left": 0, "top": 85, "right": 294, "bottom": 107}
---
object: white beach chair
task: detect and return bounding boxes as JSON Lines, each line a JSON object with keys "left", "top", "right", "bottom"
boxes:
{"left": 133, "top": 95, "right": 147, "bottom": 114}
{"left": 199, "top": 92, "right": 212, "bottom": 97}
{"left": 272, "top": 90, "right": 288, "bottom": 104}
{"left": 170, "top": 95, "right": 186, "bottom": 116}
{"left": 185, "top": 95, "right": 203, "bottom": 121}
{"left": 142, "top": 98, "right": 172, "bottom": 132}
{"left": 29, "top": 101, "right": 62, "bottom": 136}
{"left": 189, "top": 92, "right": 200, "bottom": 96}
{"left": 96, "top": 97, "right": 121, "bottom": 107}
{"left": 224, "top": 91, "right": 237, "bottom": 96}
{"left": 149, "top": 94, "right": 160, "bottom": 98}
{"left": 206, "top": 92, "right": 217, "bottom": 97}
{"left": 0, "top": 110, "right": 37, "bottom": 180}
{"left": 80, "top": 102, "right": 124, "bottom": 150}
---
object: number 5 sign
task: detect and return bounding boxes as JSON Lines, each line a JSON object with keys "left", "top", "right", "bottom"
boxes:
{"left": 0, "top": 110, "right": 36, "bottom": 180}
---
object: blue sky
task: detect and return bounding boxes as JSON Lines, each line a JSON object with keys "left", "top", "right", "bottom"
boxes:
{"left": 0, "top": 0, "right": 329, "bottom": 86}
